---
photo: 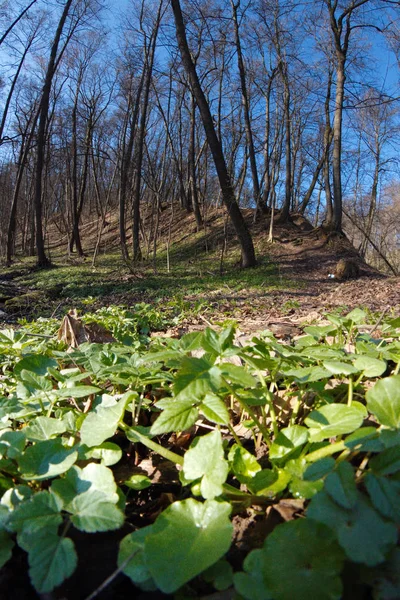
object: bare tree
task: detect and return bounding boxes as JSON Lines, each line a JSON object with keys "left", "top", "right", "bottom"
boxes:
{"left": 171, "top": 0, "right": 256, "bottom": 267}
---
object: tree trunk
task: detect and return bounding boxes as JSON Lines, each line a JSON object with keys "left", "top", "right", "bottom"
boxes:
{"left": 231, "top": 0, "right": 260, "bottom": 209}
{"left": 33, "top": 0, "right": 74, "bottom": 267}
{"left": 171, "top": 0, "right": 256, "bottom": 267}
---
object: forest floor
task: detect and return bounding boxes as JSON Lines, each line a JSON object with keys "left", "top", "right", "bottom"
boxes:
{"left": 1, "top": 205, "right": 399, "bottom": 331}
{"left": 0, "top": 207, "right": 400, "bottom": 600}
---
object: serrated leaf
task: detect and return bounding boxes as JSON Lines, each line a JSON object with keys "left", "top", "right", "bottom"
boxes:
{"left": 24, "top": 417, "right": 67, "bottom": 441}
{"left": 305, "top": 404, "right": 364, "bottom": 442}
{"left": 325, "top": 461, "right": 357, "bottom": 509}
{"left": 219, "top": 363, "right": 257, "bottom": 388}
{"left": 68, "top": 490, "right": 124, "bottom": 532}
{"left": 145, "top": 498, "right": 232, "bottom": 593}
{"left": 18, "top": 439, "right": 78, "bottom": 481}
{"left": 365, "top": 473, "right": 400, "bottom": 523}
{"left": 183, "top": 431, "right": 228, "bottom": 499}
{"left": 80, "top": 396, "right": 127, "bottom": 446}
{"left": 20, "top": 530, "right": 77, "bottom": 593}
{"left": 308, "top": 490, "right": 397, "bottom": 566}
{"left": 150, "top": 400, "right": 198, "bottom": 435}
{"left": 366, "top": 376, "right": 400, "bottom": 428}
{"left": 369, "top": 446, "right": 400, "bottom": 475}
{"left": 8, "top": 491, "right": 62, "bottom": 534}
{"left": 173, "top": 357, "right": 223, "bottom": 401}
{"left": 304, "top": 458, "right": 335, "bottom": 481}
{"left": 200, "top": 393, "right": 229, "bottom": 425}
{"left": 262, "top": 519, "right": 344, "bottom": 600}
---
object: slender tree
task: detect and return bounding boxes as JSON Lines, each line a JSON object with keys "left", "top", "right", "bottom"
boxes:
{"left": 170, "top": 0, "right": 256, "bottom": 267}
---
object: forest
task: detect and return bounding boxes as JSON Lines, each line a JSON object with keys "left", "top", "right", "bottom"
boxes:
{"left": 1, "top": 1, "right": 400, "bottom": 600}
{"left": 0, "top": 0, "right": 399, "bottom": 272}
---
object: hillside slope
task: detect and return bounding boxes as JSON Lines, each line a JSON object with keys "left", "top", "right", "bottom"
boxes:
{"left": 1, "top": 205, "right": 399, "bottom": 329}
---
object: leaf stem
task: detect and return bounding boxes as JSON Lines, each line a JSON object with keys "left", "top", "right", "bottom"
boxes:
{"left": 123, "top": 424, "right": 184, "bottom": 466}
{"left": 223, "top": 378, "right": 271, "bottom": 443}
{"left": 347, "top": 376, "right": 353, "bottom": 406}
{"left": 84, "top": 549, "right": 140, "bottom": 600}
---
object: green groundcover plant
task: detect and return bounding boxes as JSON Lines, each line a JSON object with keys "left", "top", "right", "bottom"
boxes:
{"left": 0, "top": 304, "right": 399, "bottom": 598}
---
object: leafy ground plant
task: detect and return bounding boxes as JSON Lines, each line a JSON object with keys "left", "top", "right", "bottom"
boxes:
{"left": 0, "top": 308, "right": 399, "bottom": 598}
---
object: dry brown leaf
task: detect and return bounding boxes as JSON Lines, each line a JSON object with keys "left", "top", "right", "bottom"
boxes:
{"left": 57, "top": 309, "right": 115, "bottom": 348}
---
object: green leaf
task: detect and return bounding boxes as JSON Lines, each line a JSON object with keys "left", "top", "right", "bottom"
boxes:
{"left": 150, "top": 400, "right": 198, "bottom": 435}
{"left": 14, "top": 355, "right": 57, "bottom": 379}
{"left": 365, "top": 473, "right": 400, "bottom": 523}
{"left": 145, "top": 498, "right": 233, "bottom": 594}
{"left": 346, "top": 308, "right": 367, "bottom": 324}
{"left": 248, "top": 468, "right": 291, "bottom": 497}
{"left": 24, "top": 417, "right": 67, "bottom": 441}
{"left": 89, "top": 443, "right": 122, "bottom": 466}
{"left": 366, "top": 548, "right": 400, "bottom": 599}
{"left": 289, "top": 477, "right": 324, "bottom": 499}
{"left": 19, "top": 529, "right": 77, "bottom": 593}
{"left": 262, "top": 519, "right": 344, "bottom": 600}
{"left": 200, "top": 393, "right": 230, "bottom": 425}
{"left": 285, "top": 366, "right": 331, "bottom": 383}
{"left": 183, "top": 431, "right": 229, "bottom": 499}
{"left": 202, "top": 326, "right": 236, "bottom": 356}
{"left": 369, "top": 446, "right": 400, "bottom": 475}
{"left": 323, "top": 361, "right": 359, "bottom": 376}
{"left": 124, "top": 475, "right": 152, "bottom": 490}
{"left": 20, "top": 370, "right": 53, "bottom": 392}
{"left": 68, "top": 490, "right": 124, "bottom": 532}
{"left": 352, "top": 356, "right": 387, "bottom": 378}
{"left": 220, "top": 363, "right": 257, "bottom": 388}
{"left": 305, "top": 404, "right": 364, "bottom": 443}
{"left": 18, "top": 439, "right": 78, "bottom": 480}
{"left": 173, "top": 357, "right": 223, "bottom": 401}
{"left": 8, "top": 491, "right": 62, "bottom": 534}
{"left": 56, "top": 385, "right": 101, "bottom": 398}
{"left": 308, "top": 490, "right": 397, "bottom": 566}
{"left": 303, "top": 325, "right": 337, "bottom": 339}
{"left": 51, "top": 463, "right": 119, "bottom": 507}
{"left": 0, "top": 429, "right": 26, "bottom": 459}
{"left": 366, "top": 376, "right": 400, "bottom": 428}
{"left": 269, "top": 426, "right": 309, "bottom": 465}
{"left": 1, "top": 485, "right": 32, "bottom": 510}
{"left": 202, "top": 559, "right": 233, "bottom": 591}
{"left": 325, "top": 461, "right": 357, "bottom": 509}
{"left": 228, "top": 444, "right": 261, "bottom": 483}
{"left": 0, "top": 530, "right": 14, "bottom": 568}
{"left": 118, "top": 526, "right": 155, "bottom": 587}
{"left": 304, "top": 458, "right": 335, "bottom": 481}
{"left": 234, "top": 549, "right": 273, "bottom": 600}
{"left": 80, "top": 395, "right": 127, "bottom": 447}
